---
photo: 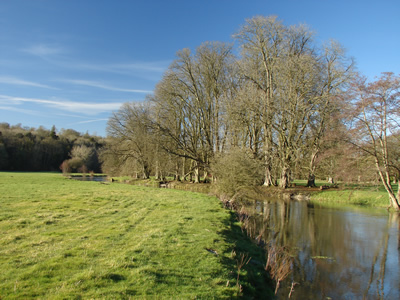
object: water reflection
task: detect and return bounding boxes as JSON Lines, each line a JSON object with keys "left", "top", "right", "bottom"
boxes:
{"left": 243, "top": 198, "right": 400, "bottom": 299}
{"left": 71, "top": 176, "right": 108, "bottom": 182}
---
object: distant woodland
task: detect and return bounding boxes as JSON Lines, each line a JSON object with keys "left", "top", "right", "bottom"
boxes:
{"left": 0, "top": 123, "right": 104, "bottom": 173}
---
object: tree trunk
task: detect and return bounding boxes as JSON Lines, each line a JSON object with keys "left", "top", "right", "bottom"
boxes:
{"left": 203, "top": 170, "right": 209, "bottom": 183}
{"left": 263, "top": 166, "right": 274, "bottom": 186}
{"left": 182, "top": 157, "right": 186, "bottom": 181}
{"left": 398, "top": 181, "right": 400, "bottom": 205}
{"left": 306, "top": 174, "right": 316, "bottom": 187}
{"left": 263, "top": 130, "right": 274, "bottom": 186}
{"left": 388, "top": 193, "right": 400, "bottom": 210}
{"left": 154, "top": 159, "right": 160, "bottom": 180}
{"left": 194, "top": 164, "right": 200, "bottom": 183}
{"left": 263, "top": 147, "right": 273, "bottom": 186}
{"left": 306, "top": 149, "right": 318, "bottom": 187}
{"left": 376, "top": 164, "right": 400, "bottom": 210}
{"left": 174, "top": 161, "right": 180, "bottom": 181}
{"left": 154, "top": 143, "right": 160, "bottom": 180}
{"left": 142, "top": 163, "right": 150, "bottom": 179}
{"left": 279, "top": 165, "right": 290, "bottom": 188}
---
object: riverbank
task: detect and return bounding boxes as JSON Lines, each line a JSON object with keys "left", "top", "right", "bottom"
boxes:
{"left": 247, "top": 180, "right": 394, "bottom": 209}
{"left": 111, "top": 176, "right": 394, "bottom": 209}
{"left": 0, "top": 172, "right": 273, "bottom": 298}
{"left": 308, "top": 182, "right": 395, "bottom": 209}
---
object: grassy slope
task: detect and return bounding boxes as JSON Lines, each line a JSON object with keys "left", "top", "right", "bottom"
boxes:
{"left": 0, "top": 172, "right": 271, "bottom": 299}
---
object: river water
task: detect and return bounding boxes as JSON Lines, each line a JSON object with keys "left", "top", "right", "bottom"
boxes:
{"left": 242, "top": 198, "right": 400, "bottom": 299}
{"left": 71, "top": 176, "right": 108, "bottom": 182}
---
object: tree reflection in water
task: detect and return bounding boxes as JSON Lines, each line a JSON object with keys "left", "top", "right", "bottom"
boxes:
{"left": 240, "top": 198, "right": 400, "bottom": 299}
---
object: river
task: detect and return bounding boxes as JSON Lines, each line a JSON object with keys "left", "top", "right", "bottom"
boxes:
{"left": 242, "top": 198, "right": 400, "bottom": 299}
{"left": 71, "top": 175, "right": 108, "bottom": 182}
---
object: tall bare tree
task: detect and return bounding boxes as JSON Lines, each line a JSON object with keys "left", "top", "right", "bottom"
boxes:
{"left": 234, "top": 15, "right": 284, "bottom": 186}
{"left": 272, "top": 24, "right": 318, "bottom": 187}
{"left": 152, "top": 42, "right": 234, "bottom": 182}
{"left": 106, "top": 102, "right": 156, "bottom": 179}
{"left": 226, "top": 82, "right": 264, "bottom": 158}
{"left": 347, "top": 72, "right": 400, "bottom": 209}
{"left": 235, "top": 16, "right": 354, "bottom": 188}
{"left": 303, "top": 41, "right": 354, "bottom": 186}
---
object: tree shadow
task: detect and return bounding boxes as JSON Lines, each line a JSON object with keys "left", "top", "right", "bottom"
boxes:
{"left": 218, "top": 210, "right": 275, "bottom": 299}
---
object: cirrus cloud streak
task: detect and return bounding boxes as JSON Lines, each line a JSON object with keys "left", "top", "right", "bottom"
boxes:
{"left": 60, "top": 79, "right": 152, "bottom": 94}
{"left": 0, "top": 76, "right": 56, "bottom": 89}
{"left": 0, "top": 95, "right": 123, "bottom": 116}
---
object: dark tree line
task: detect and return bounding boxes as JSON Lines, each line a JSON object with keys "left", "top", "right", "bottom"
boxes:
{"left": 0, "top": 123, "right": 104, "bottom": 172}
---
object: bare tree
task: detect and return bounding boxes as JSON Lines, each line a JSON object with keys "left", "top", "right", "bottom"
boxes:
{"left": 107, "top": 16, "right": 355, "bottom": 189}
{"left": 304, "top": 40, "right": 354, "bottom": 187}
{"left": 234, "top": 17, "right": 353, "bottom": 188}
{"left": 271, "top": 24, "right": 317, "bottom": 188}
{"left": 234, "top": 16, "right": 284, "bottom": 186}
{"left": 226, "top": 82, "right": 264, "bottom": 158}
{"left": 347, "top": 72, "right": 400, "bottom": 209}
{"left": 106, "top": 102, "right": 156, "bottom": 179}
{"left": 151, "top": 42, "right": 235, "bottom": 182}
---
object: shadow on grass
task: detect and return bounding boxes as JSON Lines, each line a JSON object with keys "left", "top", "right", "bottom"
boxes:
{"left": 102, "top": 273, "right": 126, "bottom": 282}
{"left": 219, "top": 210, "right": 275, "bottom": 299}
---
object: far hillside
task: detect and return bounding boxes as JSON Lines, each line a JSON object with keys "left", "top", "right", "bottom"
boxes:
{"left": 0, "top": 123, "right": 104, "bottom": 173}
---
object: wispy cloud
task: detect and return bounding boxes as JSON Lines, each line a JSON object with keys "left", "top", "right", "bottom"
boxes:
{"left": 18, "top": 44, "right": 168, "bottom": 85}
{"left": 22, "top": 44, "right": 66, "bottom": 57}
{"left": 110, "top": 61, "right": 170, "bottom": 73}
{"left": 55, "top": 113, "right": 92, "bottom": 119}
{"left": 71, "top": 118, "right": 109, "bottom": 125}
{"left": 20, "top": 43, "right": 168, "bottom": 81}
{"left": 61, "top": 79, "right": 152, "bottom": 94}
{"left": 0, "top": 105, "right": 43, "bottom": 116}
{"left": 0, "top": 95, "right": 123, "bottom": 115}
{"left": 0, "top": 76, "right": 56, "bottom": 89}
{"left": 59, "top": 60, "right": 170, "bottom": 79}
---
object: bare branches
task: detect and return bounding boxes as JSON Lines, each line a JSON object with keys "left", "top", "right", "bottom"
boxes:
{"left": 234, "top": 16, "right": 353, "bottom": 188}
{"left": 152, "top": 41, "right": 235, "bottom": 173}
{"left": 346, "top": 72, "right": 400, "bottom": 209}
{"left": 105, "top": 15, "right": 359, "bottom": 189}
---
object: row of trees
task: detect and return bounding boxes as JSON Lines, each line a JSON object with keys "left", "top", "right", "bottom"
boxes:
{"left": 102, "top": 16, "right": 400, "bottom": 209}
{"left": 103, "top": 16, "right": 353, "bottom": 184}
{"left": 0, "top": 123, "right": 104, "bottom": 172}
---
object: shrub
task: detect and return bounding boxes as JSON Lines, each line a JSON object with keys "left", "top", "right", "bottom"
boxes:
{"left": 66, "top": 157, "right": 84, "bottom": 173}
{"left": 59, "top": 160, "right": 71, "bottom": 175}
{"left": 211, "top": 148, "right": 264, "bottom": 196}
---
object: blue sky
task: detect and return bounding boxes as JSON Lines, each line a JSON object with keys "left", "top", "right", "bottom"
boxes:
{"left": 0, "top": 0, "right": 399, "bottom": 136}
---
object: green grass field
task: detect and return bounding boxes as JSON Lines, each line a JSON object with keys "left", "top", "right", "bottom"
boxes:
{"left": 0, "top": 172, "right": 271, "bottom": 299}
{"left": 297, "top": 180, "right": 396, "bottom": 209}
